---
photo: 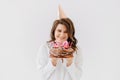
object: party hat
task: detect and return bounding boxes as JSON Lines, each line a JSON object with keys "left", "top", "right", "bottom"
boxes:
{"left": 58, "top": 4, "right": 67, "bottom": 19}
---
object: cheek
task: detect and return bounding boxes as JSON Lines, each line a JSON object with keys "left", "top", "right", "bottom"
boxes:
{"left": 64, "top": 34, "right": 69, "bottom": 39}
{"left": 66, "top": 33, "right": 68, "bottom": 37}
{"left": 54, "top": 31, "right": 58, "bottom": 36}
{"left": 54, "top": 32, "right": 58, "bottom": 38}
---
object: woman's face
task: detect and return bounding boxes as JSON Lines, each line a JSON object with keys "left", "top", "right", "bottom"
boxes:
{"left": 54, "top": 24, "right": 68, "bottom": 43}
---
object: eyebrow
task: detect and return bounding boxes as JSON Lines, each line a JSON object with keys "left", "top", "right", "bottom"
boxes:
{"left": 57, "top": 29, "right": 67, "bottom": 32}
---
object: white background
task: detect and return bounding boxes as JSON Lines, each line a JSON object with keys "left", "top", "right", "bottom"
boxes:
{"left": 0, "top": 0, "right": 120, "bottom": 80}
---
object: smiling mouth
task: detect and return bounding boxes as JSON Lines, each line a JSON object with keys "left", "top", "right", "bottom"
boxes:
{"left": 59, "top": 37, "right": 65, "bottom": 40}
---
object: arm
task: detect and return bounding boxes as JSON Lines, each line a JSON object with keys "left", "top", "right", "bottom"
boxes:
{"left": 66, "top": 48, "right": 83, "bottom": 80}
{"left": 36, "top": 44, "right": 56, "bottom": 78}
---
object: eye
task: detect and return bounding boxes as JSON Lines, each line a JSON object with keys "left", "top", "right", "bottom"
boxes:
{"left": 57, "top": 29, "right": 61, "bottom": 32}
{"left": 64, "top": 31, "right": 68, "bottom": 33}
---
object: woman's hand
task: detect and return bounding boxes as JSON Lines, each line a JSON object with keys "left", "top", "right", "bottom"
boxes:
{"left": 51, "top": 57, "right": 58, "bottom": 66}
{"left": 66, "top": 57, "right": 73, "bottom": 67}
{"left": 50, "top": 54, "right": 58, "bottom": 66}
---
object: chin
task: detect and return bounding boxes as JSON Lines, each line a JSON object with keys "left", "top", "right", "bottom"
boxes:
{"left": 56, "top": 40, "right": 66, "bottom": 43}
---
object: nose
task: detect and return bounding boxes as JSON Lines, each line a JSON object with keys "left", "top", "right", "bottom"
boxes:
{"left": 60, "top": 32, "right": 65, "bottom": 37}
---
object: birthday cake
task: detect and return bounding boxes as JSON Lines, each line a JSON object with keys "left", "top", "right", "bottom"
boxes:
{"left": 48, "top": 41, "right": 74, "bottom": 58}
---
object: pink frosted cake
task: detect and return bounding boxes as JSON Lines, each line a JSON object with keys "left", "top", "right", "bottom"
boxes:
{"left": 48, "top": 41, "right": 74, "bottom": 58}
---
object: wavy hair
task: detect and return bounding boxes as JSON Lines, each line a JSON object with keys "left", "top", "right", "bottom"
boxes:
{"left": 48, "top": 18, "right": 78, "bottom": 51}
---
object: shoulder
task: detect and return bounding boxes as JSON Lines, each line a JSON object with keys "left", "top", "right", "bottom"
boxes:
{"left": 38, "top": 42, "right": 49, "bottom": 50}
{"left": 37, "top": 42, "right": 50, "bottom": 56}
{"left": 75, "top": 45, "right": 82, "bottom": 55}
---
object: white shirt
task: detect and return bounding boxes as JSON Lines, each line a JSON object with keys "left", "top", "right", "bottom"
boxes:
{"left": 36, "top": 42, "right": 83, "bottom": 80}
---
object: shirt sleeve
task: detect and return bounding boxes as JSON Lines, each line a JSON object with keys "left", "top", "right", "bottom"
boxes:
{"left": 66, "top": 48, "right": 83, "bottom": 80}
{"left": 36, "top": 43, "right": 56, "bottom": 79}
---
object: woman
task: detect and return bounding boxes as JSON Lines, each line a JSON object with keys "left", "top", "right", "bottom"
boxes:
{"left": 36, "top": 18, "right": 83, "bottom": 80}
